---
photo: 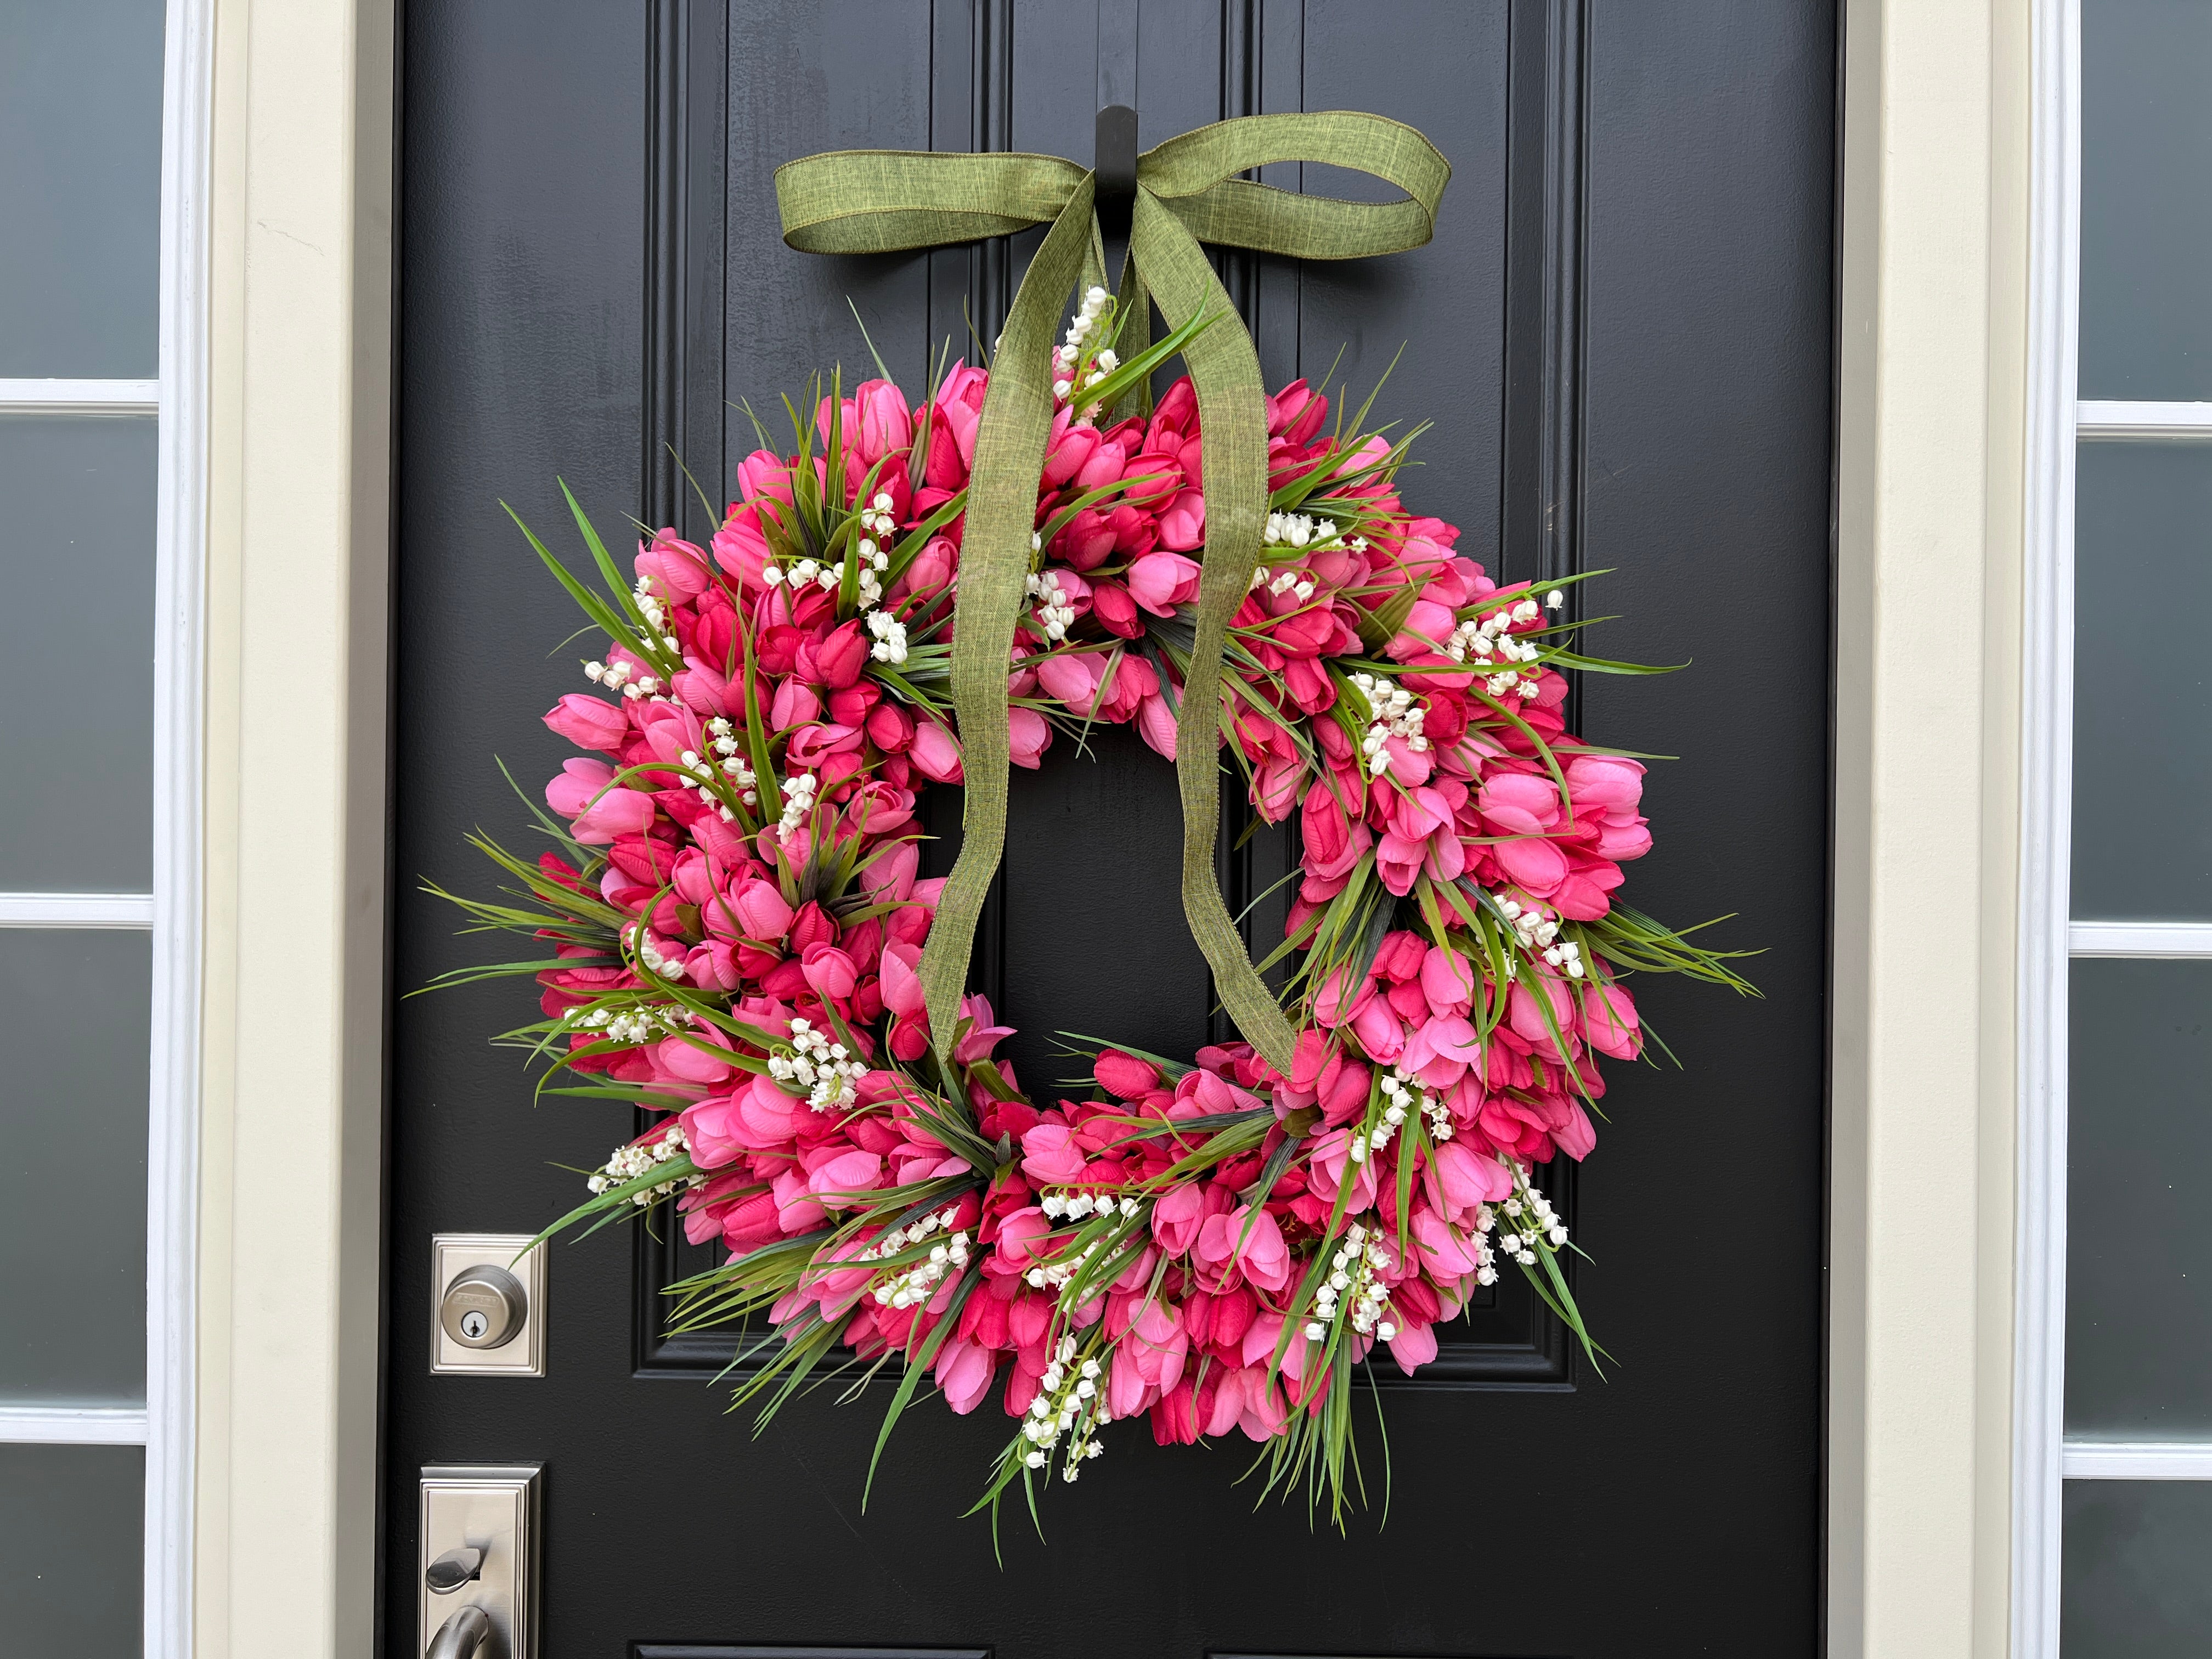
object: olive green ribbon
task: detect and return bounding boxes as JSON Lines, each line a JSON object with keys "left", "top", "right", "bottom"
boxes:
{"left": 776, "top": 113, "right": 1449, "bottom": 1074}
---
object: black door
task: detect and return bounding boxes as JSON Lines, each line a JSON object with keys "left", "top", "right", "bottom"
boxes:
{"left": 390, "top": 3, "right": 1835, "bottom": 1654}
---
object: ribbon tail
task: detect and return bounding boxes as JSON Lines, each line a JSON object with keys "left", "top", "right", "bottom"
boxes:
{"left": 914, "top": 177, "right": 1101, "bottom": 1065}
{"left": 1129, "top": 189, "right": 1300, "bottom": 1076}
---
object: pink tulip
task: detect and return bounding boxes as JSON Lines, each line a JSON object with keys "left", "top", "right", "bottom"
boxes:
{"left": 877, "top": 940, "right": 925, "bottom": 1018}
{"left": 546, "top": 757, "right": 615, "bottom": 817}
{"left": 1582, "top": 980, "right": 1642, "bottom": 1059}
{"left": 543, "top": 693, "right": 629, "bottom": 751}
{"left": 1566, "top": 754, "right": 1645, "bottom": 811}
{"left": 1124, "top": 551, "right": 1202, "bottom": 616}
{"left": 1094, "top": 1049, "right": 1163, "bottom": 1101}
{"left": 1150, "top": 1182, "right": 1207, "bottom": 1254}
{"left": 1420, "top": 944, "right": 1476, "bottom": 1016}
{"left": 1019, "top": 1123, "right": 1088, "bottom": 1186}
{"left": 1007, "top": 706, "right": 1052, "bottom": 769}
{"left": 1194, "top": 1204, "right": 1292, "bottom": 1294}
{"left": 1480, "top": 771, "right": 1562, "bottom": 834}
{"left": 730, "top": 878, "right": 794, "bottom": 940}
{"left": 934, "top": 1336, "right": 996, "bottom": 1414}
{"left": 1034, "top": 650, "right": 1103, "bottom": 711}
{"left": 1156, "top": 488, "right": 1206, "bottom": 550}
{"left": 548, "top": 758, "right": 656, "bottom": 844}
{"left": 909, "top": 721, "right": 963, "bottom": 783}
{"left": 1432, "top": 1140, "right": 1511, "bottom": 1216}
{"left": 850, "top": 378, "right": 913, "bottom": 463}
{"left": 800, "top": 943, "right": 859, "bottom": 1002}
{"left": 1387, "top": 1320, "right": 1439, "bottom": 1374}
{"left": 806, "top": 1150, "right": 883, "bottom": 1206}
{"left": 1135, "top": 692, "right": 1179, "bottom": 760}
{"left": 1555, "top": 1100, "right": 1599, "bottom": 1159}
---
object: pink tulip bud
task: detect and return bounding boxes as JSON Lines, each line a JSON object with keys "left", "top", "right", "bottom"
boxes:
{"left": 1124, "top": 551, "right": 1203, "bottom": 616}
{"left": 909, "top": 721, "right": 963, "bottom": 783}
{"left": 1007, "top": 705, "right": 1052, "bottom": 769}
{"left": 543, "top": 694, "right": 629, "bottom": 751}
{"left": 730, "top": 878, "right": 794, "bottom": 940}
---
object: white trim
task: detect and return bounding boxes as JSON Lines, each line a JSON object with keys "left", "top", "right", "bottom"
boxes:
{"left": 0, "top": 893, "right": 156, "bottom": 928}
{"left": 0, "top": 379, "right": 162, "bottom": 416}
{"left": 147, "top": 3, "right": 210, "bottom": 1657}
{"left": 2076, "top": 399, "right": 2212, "bottom": 439}
{"left": 0, "top": 1406, "right": 151, "bottom": 1447}
{"left": 2063, "top": 1441, "right": 2212, "bottom": 1481}
{"left": 2015, "top": 0, "right": 2080, "bottom": 1655}
{"left": 2068, "top": 920, "right": 2212, "bottom": 957}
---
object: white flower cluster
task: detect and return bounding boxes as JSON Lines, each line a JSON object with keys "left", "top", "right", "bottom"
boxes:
{"left": 1262, "top": 509, "right": 1358, "bottom": 552}
{"left": 1500, "top": 1163, "right": 1568, "bottom": 1264}
{"left": 865, "top": 1205, "right": 970, "bottom": 1310}
{"left": 1026, "top": 567, "right": 1079, "bottom": 642}
{"left": 1020, "top": 1334, "right": 1110, "bottom": 1479}
{"left": 1494, "top": 895, "right": 1584, "bottom": 980}
{"left": 866, "top": 608, "right": 908, "bottom": 664}
{"left": 1380, "top": 1062, "right": 1454, "bottom": 1145}
{"left": 586, "top": 1123, "right": 706, "bottom": 1204}
{"left": 685, "top": 716, "right": 759, "bottom": 823}
{"left": 766, "top": 1016, "right": 866, "bottom": 1113}
{"left": 1348, "top": 671, "right": 1429, "bottom": 779}
{"left": 564, "top": 1000, "right": 692, "bottom": 1045}
{"left": 1444, "top": 590, "right": 1564, "bottom": 699}
{"left": 632, "top": 577, "right": 684, "bottom": 657}
{"left": 583, "top": 657, "right": 659, "bottom": 701}
{"left": 1051, "top": 286, "right": 1118, "bottom": 406}
{"left": 1039, "top": 1188, "right": 1139, "bottom": 1223}
{"left": 777, "top": 769, "right": 818, "bottom": 834}
{"left": 629, "top": 924, "right": 687, "bottom": 984}
{"left": 853, "top": 491, "right": 897, "bottom": 608}
{"left": 1248, "top": 564, "right": 1318, "bottom": 603}
{"left": 1305, "top": 1222, "right": 1400, "bottom": 1342}
{"left": 760, "top": 554, "right": 844, "bottom": 594}
{"left": 1021, "top": 1229, "right": 1124, "bottom": 1293}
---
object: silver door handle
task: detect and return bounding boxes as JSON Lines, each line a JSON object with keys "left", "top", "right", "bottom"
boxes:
{"left": 426, "top": 1602, "right": 494, "bottom": 1659}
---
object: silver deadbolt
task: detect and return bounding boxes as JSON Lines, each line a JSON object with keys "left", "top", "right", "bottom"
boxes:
{"left": 440, "top": 1262, "right": 528, "bottom": 1349}
{"left": 430, "top": 1235, "right": 545, "bottom": 1376}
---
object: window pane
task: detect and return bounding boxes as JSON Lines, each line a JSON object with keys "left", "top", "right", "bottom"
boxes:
{"left": 2064, "top": 1480, "right": 2212, "bottom": 1657}
{"left": 0, "top": 930, "right": 148, "bottom": 1404}
{"left": 0, "top": 415, "right": 155, "bottom": 893}
{"left": 0, "top": 0, "right": 165, "bottom": 379}
{"left": 2072, "top": 442, "right": 2212, "bottom": 920}
{"left": 0, "top": 1443, "right": 142, "bottom": 1657}
{"left": 2081, "top": 0, "right": 2212, "bottom": 398}
{"left": 2067, "top": 958, "right": 2212, "bottom": 1436}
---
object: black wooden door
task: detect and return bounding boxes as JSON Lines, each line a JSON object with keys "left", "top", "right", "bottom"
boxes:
{"left": 390, "top": 3, "right": 1835, "bottom": 1654}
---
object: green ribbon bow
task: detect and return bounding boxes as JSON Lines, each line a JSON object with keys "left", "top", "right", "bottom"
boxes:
{"left": 776, "top": 112, "right": 1449, "bottom": 1074}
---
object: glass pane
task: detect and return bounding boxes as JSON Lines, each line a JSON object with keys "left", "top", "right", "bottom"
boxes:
{"left": 2081, "top": 0, "right": 2212, "bottom": 398}
{"left": 0, "top": 930, "right": 148, "bottom": 1404}
{"left": 2064, "top": 1480, "right": 2212, "bottom": 1657}
{"left": 0, "top": 1443, "right": 142, "bottom": 1657}
{"left": 0, "top": 415, "right": 155, "bottom": 892}
{"left": 2072, "top": 442, "right": 2212, "bottom": 921}
{"left": 2067, "top": 958, "right": 2212, "bottom": 1436}
{"left": 0, "top": 0, "right": 166, "bottom": 379}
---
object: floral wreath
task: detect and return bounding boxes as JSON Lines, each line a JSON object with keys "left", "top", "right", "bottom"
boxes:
{"left": 435, "top": 116, "right": 1748, "bottom": 1526}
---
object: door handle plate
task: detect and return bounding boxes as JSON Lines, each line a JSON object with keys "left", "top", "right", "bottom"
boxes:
{"left": 419, "top": 1463, "right": 541, "bottom": 1659}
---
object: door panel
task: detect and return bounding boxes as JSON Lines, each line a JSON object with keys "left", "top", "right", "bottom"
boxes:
{"left": 391, "top": 2, "right": 1834, "bottom": 1654}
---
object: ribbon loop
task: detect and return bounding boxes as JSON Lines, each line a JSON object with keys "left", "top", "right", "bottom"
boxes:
{"left": 774, "top": 113, "right": 1450, "bottom": 1074}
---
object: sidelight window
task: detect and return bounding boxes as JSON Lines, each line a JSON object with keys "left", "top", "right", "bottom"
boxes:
{"left": 2023, "top": 0, "right": 2212, "bottom": 1652}
{"left": 0, "top": 1, "right": 206, "bottom": 1655}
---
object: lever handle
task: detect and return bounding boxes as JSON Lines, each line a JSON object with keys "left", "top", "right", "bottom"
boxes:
{"left": 426, "top": 1544, "right": 485, "bottom": 1594}
{"left": 426, "top": 1602, "right": 494, "bottom": 1659}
